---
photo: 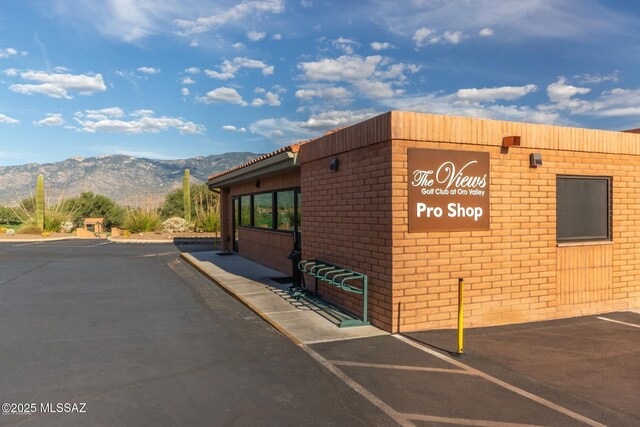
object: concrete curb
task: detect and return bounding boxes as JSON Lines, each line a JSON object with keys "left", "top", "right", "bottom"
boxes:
{"left": 107, "top": 237, "right": 174, "bottom": 244}
{"left": 0, "top": 237, "right": 76, "bottom": 243}
{"left": 180, "top": 252, "right": 303, "bottom": 345}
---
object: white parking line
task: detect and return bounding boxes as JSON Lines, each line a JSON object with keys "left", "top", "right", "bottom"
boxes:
{"left": 393, "top": 334, "right": 606, "bottom": 427}
{"left": 330, "top": 360, "right": 474, "bottom": 375}
{"left": 301, "top": 344, "right": 415, "bottom": 427}
{"left": 403, "top": 413, "right": 548, "bottom": 427}
{"left": 597, "top": 316, "right": 640, "bottom": 329}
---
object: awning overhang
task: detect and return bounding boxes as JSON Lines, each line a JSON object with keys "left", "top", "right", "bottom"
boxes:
{"left": 207, "top": 151, "right": 299, "bottom": 189}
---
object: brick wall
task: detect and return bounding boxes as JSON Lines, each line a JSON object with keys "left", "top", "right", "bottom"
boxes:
{"left": 390, "top": 111, "right": 640, "bottom": 332}
{"left": 299, "top": 114, "right": 394, "bottom": 330}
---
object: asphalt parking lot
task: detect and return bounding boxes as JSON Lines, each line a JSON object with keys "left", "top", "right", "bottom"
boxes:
{"left": 0, "top": 241, "right": 395, "bottom": 426}
{"left": 309, "top": 312, "right": 640, "bottom": 427}
{"left": 406, "top": 312, "right": 640, "bottom": 425}
{"left": 1, "top": 240, "right": 638, "bottom": 426}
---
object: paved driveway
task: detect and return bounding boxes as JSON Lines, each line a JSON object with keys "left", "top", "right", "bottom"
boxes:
{"left": 0, "top": 241, "right": 395, "bottom": 426}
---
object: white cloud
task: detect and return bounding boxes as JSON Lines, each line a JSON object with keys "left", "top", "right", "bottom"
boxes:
{"left": 272, "top": 33, "right": 282, "bottom": 40}
{"left": 300, "top": 0, "right": 312, "bottom": 8}
{"left": 232, "top": 42, "right": 246, "bottom": 49}
{"left": 182, "top": 87, "right": 190, "bottom": 96}
{"left": 51, "top": 0, "right": 210, "bottom": 42}
{"left": 0, "top": 113, "right": 20, "bottom": 125}
{"left": 373, "top": 0, "right": 633, "bottom": 41}
{"left": 82, "top": 107, "right": 126, "bottom": 120}
{"left": 413, "top": 28, "right": 466, "bottom": 46}
{"left": 333, "top": 37, "right": 359, "bottom": 54}
{"left": 383, "top": 92, "right": 561, "bottom": 125}
{"left": 182, "top": 77, "right": 196, "bottom": 84}
{"left": 190, "top": 40, "right": 199, "bottom": 47}
{"left": 176, "top": 0, "right": 285, "bottom": 35}
{"left": 455, "top": 84, "right": 537, "bottom": 103}
{"left": 73, "top": 108, "right": 205, "bottom": 134}
{"left": 574, "top": 71, "right": 619, "bottom": 84}
{"left": 201, "top": 87, "right": 248, "bottom": 106}
{"left": 34, "top": 113, "right": 65, "bottom": 127}
{"left": 137, "top": 66, "right": 160, "bottom": 74}
{"left": 250, "top": 109, "right": 379, "bottom": 141}
{"left": 252, "top": 91, "right": 281, "bottom": 107}
{"left": 3, "top": 68, "right": 18, "bottom": 76}
{"left": 0, "top": 47, "right": 18, "bottom": 58}
{"left": 185, "top": 67, "right": 200, "bottom": 74}
{"left": 205, "top": 57, "right": 274, "bottom": 80}
{"left": 255, "top": 87, "right": 266, "bottom": 94}
{"left": 479, "top": 27, "right": 494, "bottom": 37}
{"left": 543, "top": 79, "right": 640, "bottom": 119}
{"left": 247, "top": 31, "right": 266, "bottom": 41}
{"left": 300, "top": 55, "right": 383, "bottom": 83}
{"left": 370, "top": 41, "right": 393, "bottom": 51}
{"left": 130, "top": 109, "right": 155, "bottom": 117}
{"left": 295, "top": 86, "right": 351, "bottom": 103}
{"left": 298, "top": 55, "right": 418, "bottom": 100}
{"left": 442, "top": 30, "right": 465, "bottom": 44}
{"left": 547, "top": 77, "right": 590, "bottom": 104}
{"left": 222, "top": 125, "right": 247, "bottom": 132}
{"left": 8, "top": 70, "right": 106, "bottom": 99}
{"left": 412, "top": 27, "right": 434, "bottom": 47}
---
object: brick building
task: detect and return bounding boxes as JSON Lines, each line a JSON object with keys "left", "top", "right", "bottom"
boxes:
{"left": 208, "top": 111, "right": 640, "bottom": 333}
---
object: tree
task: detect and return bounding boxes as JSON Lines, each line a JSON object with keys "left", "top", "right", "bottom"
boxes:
{"left": 160, "top": 184, "right": 218, "bottom": 220}
{"left": 0, "top": 206, "right": 21, "bottom": 224}
{"left": 62, "top": 192, "right": 125, "bottom": 229}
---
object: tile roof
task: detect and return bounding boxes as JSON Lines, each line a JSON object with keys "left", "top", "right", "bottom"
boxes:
{"left": 623, "top": 128, "right": 640, "bottom": 134}
{"left": 207, "top": 142, "right": 303, "bottom": 181}
{"left": 206, "top": 127, "right": 348, "bottom": 182}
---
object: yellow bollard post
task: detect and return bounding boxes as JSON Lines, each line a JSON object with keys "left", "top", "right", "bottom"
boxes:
{"left": 457, "top": 278, "right": 464, "bottom": 354}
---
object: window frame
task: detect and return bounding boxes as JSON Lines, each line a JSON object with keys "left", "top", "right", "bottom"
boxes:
{"left": 556, "top": 175, "right": 612, "bottom": 243}
{"left": 233, "top": 187, "right": 300, "bottom": 234}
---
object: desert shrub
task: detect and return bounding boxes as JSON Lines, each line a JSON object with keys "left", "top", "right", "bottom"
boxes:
{"left": 162, "top": 217, "right": 189, "bottom": 233}
{"left": 41, "top": 231, "right": 51, "bottom": 237}
{"left": 19, "top": 224, "right": 44, "bottom": 235}
{"left": 43, "top": 207, "right": 73, "bottom": 232}
{"left": 6, "top": 228, "right": 15, "bottom": 235}
{"left": 59, "top": 220, "right": 74, "bottom": 233}
{"left": 194, "top": 199, "right": 220, "bottom": 233}
{"left": 0, "top": 227, "right": 5, "bottom": 233}
{"left": 124, "top": 207, "right": 162, "bottom": 233}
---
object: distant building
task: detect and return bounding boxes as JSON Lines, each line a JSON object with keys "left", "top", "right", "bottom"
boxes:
{"left": 208, "top": 111, "right": 640, "bottom": 332}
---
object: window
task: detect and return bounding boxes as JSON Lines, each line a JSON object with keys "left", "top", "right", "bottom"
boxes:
{"left": 236, "top": 188, "right": 300, "bottom": 233}
{"left": 240, "top": 195, "right": 251, "bottom": 226}
{"left": 276, "top": 190, "right": 295, "bottom": 231}
{"left": 557, "top": 176, "right": 611, "bottom": 242}
{"left": 253, "top": 193, "right": 273, "bottom": 228}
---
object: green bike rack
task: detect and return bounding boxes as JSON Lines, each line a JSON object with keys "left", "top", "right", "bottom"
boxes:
{"left": 297, "top": 259, "right": 369, "bottom": 328}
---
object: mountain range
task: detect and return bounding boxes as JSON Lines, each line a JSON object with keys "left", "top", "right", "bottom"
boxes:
{"left": 0, "top": 153, "right": 260, "bottom": 206}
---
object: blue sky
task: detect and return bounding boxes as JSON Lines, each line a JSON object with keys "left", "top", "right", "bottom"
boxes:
{"left": 1, "top": 0, "right": 639, "bottom": 166}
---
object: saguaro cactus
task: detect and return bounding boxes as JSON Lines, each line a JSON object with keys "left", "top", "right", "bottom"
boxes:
{"left": 36, "top": 173, "right": 45, "bottom": 229}
{"left": 183, "top": 169, "right": 191, "bottom": 223}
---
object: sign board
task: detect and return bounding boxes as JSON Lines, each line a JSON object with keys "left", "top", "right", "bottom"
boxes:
{"left": 408, "top": 149, "right": 490, "bottom": 232}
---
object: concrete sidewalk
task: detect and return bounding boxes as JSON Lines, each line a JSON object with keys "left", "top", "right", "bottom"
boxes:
{"left": 180, "top": 251, "right": 387, "bottom": 345}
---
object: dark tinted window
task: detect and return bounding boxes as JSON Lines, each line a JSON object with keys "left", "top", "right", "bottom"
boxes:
{"left": 557, "top": 176, "right": 610, "bottom": 242}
